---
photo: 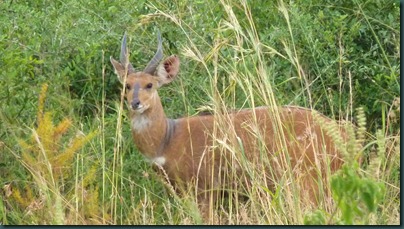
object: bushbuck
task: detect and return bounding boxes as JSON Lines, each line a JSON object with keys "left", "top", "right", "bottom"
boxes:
{"left": 110, "top": 31, "right": 346, "bottom": 222}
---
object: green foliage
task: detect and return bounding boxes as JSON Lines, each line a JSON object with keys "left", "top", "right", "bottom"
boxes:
{"left": 305, "top": 163, "right": 386, "bottom": 225}
{"left": 331, "top": 164, "right": 385, "bottom": 224}
{"left": 253, "top": 0, "right": 399, "bottom": 129}
{"left": 304, "top": 209, "right": 326, "bottom": 225}
{"left": 305, "top": 108, "right": 394, "bottom": 225}
{"left": 0, "top": 0, "right": 399, "bottom": 225}
{"left": 4, "top": 83, "right": 97, "bottom": 224}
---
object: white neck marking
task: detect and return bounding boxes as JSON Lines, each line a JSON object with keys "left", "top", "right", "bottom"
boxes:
{"left": 131, "top": 115, "right": 150, "bottom": 133}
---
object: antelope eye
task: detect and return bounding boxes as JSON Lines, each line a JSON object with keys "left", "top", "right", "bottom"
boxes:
{"left": 146, "top": 83, "right": 153, "bottom": 89}
{"left": 126, "top": 84, "right": 131, "bottom": 90}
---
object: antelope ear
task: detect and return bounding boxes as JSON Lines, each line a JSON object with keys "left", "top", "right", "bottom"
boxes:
{"left": 110, "top": 56, "right": 126, "bottom": 83}
{"left": 155, "top": 55, "right": 180, "bottom": 87}
{"left": 110, "top": 56, "right": 136, "bottom": 83}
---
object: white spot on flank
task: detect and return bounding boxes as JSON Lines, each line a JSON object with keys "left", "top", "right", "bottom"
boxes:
{"left": 131, "top": 115, "right": 150, "bottom": 132}
{"left": 151, "top": 156, "right": 166, "bottom": 166}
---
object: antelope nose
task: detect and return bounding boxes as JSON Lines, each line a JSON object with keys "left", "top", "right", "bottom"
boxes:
{"left": 131, "top": 99, "right": 141, "bottom": 109}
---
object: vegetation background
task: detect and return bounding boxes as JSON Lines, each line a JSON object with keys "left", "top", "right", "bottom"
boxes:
{"left": 0, "top": 0, "right": 400, "bottom": 225}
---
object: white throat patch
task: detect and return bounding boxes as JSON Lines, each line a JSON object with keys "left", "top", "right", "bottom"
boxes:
{"left": 150, "top": 156, "right": 166, "bottom": 166}
{"left": 131, "top": 115, "right": 150, "bottom": 133}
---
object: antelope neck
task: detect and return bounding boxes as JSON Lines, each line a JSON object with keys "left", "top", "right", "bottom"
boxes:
{"left": 157, "top": 118, "right": 176, "bottom": 157}
{"left": 131, "top": 108, "right": 176, "bottom": 160}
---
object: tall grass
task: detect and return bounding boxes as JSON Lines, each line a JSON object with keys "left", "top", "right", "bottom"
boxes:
{"left": 134, "top": 0, "right": 397, "bottom": 224}
{"left": 1, "top": 0, "right": 399, "bottom": 225}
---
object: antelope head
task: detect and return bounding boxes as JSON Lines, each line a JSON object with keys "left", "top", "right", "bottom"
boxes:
{"left": 110, "top": 31, "right": 180, "bottom": 114}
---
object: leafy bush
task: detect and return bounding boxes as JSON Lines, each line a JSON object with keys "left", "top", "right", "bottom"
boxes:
{"left": 0, "top": 0, "right": 399, "bottom": 225}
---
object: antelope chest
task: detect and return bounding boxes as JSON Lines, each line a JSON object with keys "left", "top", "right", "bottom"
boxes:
{"left": 131, "top": 115, "right": 151, "bottom": 132}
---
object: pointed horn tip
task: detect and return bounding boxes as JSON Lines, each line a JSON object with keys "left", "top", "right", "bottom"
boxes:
{"left": 121, "top": 35, "right": 127, "bottom": 46}
{"left": 156, "top": 30, "right": 162, "bottom": 42}
{"left": 119, "top": 32, "right": 129, "bottom": 63}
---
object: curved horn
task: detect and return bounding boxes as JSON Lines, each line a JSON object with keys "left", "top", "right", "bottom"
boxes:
{"left": 143, "top": 30, "right": 163, "bottom": 74}
{"left": 119, "top": 32, "right": 135, "bottom": 73}
{"left": 120, "top": 32, "right": 128, "bottom": 64}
